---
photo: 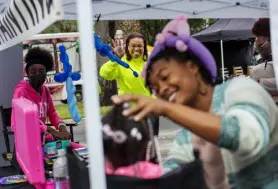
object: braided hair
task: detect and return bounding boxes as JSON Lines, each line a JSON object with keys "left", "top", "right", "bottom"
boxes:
{"left": 102, "top": 104, "right": 150, "bottom": 170}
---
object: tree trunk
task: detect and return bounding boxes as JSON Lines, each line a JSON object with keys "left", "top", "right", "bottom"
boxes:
{"left": 108, "top": 21, "right": 116, "bottom": 40}
{"left": 95, "top": 21, "right": 117, "bottom": 106}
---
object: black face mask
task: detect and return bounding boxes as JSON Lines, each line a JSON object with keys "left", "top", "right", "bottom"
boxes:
{"left": 28, "top": 74, "right": 46, "bottom": 90}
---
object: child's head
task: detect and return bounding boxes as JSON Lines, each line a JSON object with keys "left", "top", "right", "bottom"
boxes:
{"left": 102, "top": 103, "right": 149, "bottom": 170}
{"left": 252, "top": 18, "right": 271, "bottom": 60}
{"left": 25, "top": 47, "right": 53, "bottom": 90}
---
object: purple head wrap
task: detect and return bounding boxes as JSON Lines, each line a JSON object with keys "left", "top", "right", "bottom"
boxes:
{"left": 142, "top": 15, "right": 217, "bottom": 93}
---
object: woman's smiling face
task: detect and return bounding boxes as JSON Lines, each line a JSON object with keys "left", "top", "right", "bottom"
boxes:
{"left": 128, "top": 37, "right": 144, "bottom": 59}
{"left": 149, "top": 58, "right": 200, "bottom": 106}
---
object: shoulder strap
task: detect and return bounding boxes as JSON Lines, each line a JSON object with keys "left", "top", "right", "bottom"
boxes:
{"left": 44, "top": 86, "right": 49, "bottom": 122}
{"left": 146, "top": 117, "right": 162, "bottom": 166}
{"left": 44, "top": 86, "right": 48, "bottom": 102}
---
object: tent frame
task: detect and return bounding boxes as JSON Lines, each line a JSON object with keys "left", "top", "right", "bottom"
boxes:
{"left": 76, "top": 0, "right": 107, "bottom": 189}
{"left": 75, "top": 1, "right": 275, "bottom": 189}
{"left": 65, "top": 0, "right": 269, "bottom": 20}
{"left": 220, "top": 39, "right": 225, "bottom": 81}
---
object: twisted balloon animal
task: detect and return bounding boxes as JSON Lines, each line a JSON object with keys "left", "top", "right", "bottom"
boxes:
{"left": 93, "top": 34, "right": 138, "bottom": 77}
{"left": 54, "top": 45, "right": 82, "bottom": 123}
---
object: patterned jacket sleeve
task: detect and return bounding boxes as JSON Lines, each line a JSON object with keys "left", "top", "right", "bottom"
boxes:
{"left": 163, "top": 129, "right": 194, "bottom": 173}
{"left": 216, "top": 78, "right": 275, "bottom": 160}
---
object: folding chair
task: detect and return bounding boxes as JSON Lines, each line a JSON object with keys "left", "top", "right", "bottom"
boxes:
{"left": 247, "top": 65, "right": 255, "bottom": 75}
{"left": 233, "top": 66, "right": 244, "bottom": 76}
{"left": 0, "top": 106, "right": 14, "bottom": 162}
{"left": 220, "top": 67, "right": 230, "bottom": 80}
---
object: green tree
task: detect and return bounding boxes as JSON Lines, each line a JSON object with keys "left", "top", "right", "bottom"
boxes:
{"left": 42, "top": 20, "right": 78, "bottom": 33}
{"left": 139, "top": 19, "right": 216, "bottom": 45}
{"left": 139, "top": 20, "right": 169, "bottom": 46}
{"left": 119, "top": 20, "right": 141, "bottom": 36}
{"left": 188, "top": 19, "right": 212, "bottom": 34}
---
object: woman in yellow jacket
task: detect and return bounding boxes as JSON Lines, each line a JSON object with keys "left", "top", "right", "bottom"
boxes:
{"left": 100, "top": 33, "right": 159, "bottom": 140}
{"left": 99, "top": 33, "right": 151, "bottom": 96}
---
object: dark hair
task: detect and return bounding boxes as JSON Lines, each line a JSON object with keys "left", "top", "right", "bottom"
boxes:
{"left": 252, "top": 18, "right": 270, "bottom": 39}
{"left": 25, "top": 47, "right": 53, "bottom": 73}
{"left": 125, "top": 33, "right": 148, "bottom": 61}
{"left": 146, "top": 47, "right": 214, "bottom": 92}
{"left": 102, "top": 104, "right": 149, "bottom": 170}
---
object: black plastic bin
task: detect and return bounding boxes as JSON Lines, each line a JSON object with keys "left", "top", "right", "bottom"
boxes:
{"left": 67, "top": 147, "right": 208, "bottom": 189}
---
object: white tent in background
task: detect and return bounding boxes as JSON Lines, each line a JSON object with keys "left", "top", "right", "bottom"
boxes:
{"left": 0, "top": 0, "right": 276, "bottom": 189}
{"left": 62, "top": 0, "right": 269, "bottom": 20}
{"left": 0, "top": 0, "right": 269, "bottom": 20}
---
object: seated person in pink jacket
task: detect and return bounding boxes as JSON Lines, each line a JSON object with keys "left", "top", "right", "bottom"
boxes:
{"left": 103, "top": 103, "right": 162, "bottom": 179}
{"left": 12, "top": 47, "right": 71, "bottom": 141}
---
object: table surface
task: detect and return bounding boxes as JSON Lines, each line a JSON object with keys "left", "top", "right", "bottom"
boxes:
{"left": 0, "top": 166, "right": 35, "bottom": 189}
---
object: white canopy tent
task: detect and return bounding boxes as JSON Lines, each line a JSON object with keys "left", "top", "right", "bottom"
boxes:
{"left": 73, "top": 2, "right": 273, "bottom": 189}
{"left": 0, "top": 0, "right": 277, "bottom": 189}
{"left": 62, "top": 0, "right": 269, "bottom": 20}
{"left": 0, "top": 0, "right": 270, "bottom": 50}
{"left": 73, "top": 1, "right": 270, "bottom": 188}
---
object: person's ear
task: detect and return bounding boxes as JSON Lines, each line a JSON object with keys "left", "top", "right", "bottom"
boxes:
{"left": 186, "top": 60, "right": 199, "bottom": 76}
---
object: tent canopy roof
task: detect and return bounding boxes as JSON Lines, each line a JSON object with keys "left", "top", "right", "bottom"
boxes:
{"left": 62, "top": 0, "right": 269, "bottom": 20}
{"left": 193, "top": 18, "right": 256, "bottom": 42}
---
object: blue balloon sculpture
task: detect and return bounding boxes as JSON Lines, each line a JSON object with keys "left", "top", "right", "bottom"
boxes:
{"left": 54, "top": 45, "right": 82, "bottom": 123}
{"left": 93, "top": 34, "right": 139, "bottom": 77}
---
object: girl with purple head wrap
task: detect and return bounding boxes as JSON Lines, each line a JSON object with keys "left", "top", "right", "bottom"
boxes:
{"left": 112, "top": 15, "right": 278, "bottom": 189}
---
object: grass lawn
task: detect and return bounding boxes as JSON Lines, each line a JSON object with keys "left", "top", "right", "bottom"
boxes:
{"left": 55, "top": 103, "right": 111, "bottom": 120}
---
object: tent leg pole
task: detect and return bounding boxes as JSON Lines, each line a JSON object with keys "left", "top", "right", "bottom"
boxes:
{"left": 220, "top": 40, "right": 225, "bottom": 82}
{"left": 270, "top": 0, "right": 278, "bottom": 90}
{"left": 76, "top": 1, "right": 106, "bottom": 189}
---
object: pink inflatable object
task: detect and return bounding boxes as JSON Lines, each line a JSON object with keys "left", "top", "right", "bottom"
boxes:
{"left": 12, "top": 98, "right": 83, "bottom": 189}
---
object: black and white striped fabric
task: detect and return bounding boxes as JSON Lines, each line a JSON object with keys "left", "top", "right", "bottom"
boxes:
{"left": 0, "top": 0, "right": 62, "bottom": 51}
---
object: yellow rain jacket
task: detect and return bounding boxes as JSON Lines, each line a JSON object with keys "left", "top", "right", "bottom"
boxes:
{"left": 99, "top": 55, "right": 151, "bottom": 96}
{"left": 98, "top": 83, "right": 101, "bottom": 94}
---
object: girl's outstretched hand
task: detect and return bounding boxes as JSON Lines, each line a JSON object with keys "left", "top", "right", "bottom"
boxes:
{"left": 111, "top": 94, "right": 169, "bottom": 121}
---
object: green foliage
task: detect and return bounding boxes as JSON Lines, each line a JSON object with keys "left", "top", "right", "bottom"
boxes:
{"left": 42, "top": 19, "right": 216, "bottom": 38}
{"left": 139, "top": 19, "right": 216, "bottom": 45}
{"left": 188, "top": 19, "right": 215, "bottom": 34}
{"left": 55, "top": 103, "right": 112, "bottom": 119}
{"left": 42, "top": 20, "right": 78, "bottom": 33}
{"left": 139, "top": 20, "right": 169, "bottom": 46}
